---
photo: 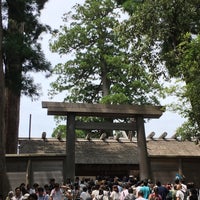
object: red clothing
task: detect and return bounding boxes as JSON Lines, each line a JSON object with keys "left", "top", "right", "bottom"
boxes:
{"left": 149, "top": 193, "right": 162, "bottom": 200}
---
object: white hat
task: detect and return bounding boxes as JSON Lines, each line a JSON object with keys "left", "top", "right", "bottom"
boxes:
{"left": 8, "top": 191, "right": 14, "bottom": 196}
{"left": 23, "top": 193, "right": 30, "bottom": 200}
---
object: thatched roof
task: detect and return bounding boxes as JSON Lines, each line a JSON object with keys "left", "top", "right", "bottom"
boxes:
{"left": 147, "top": 139, "right": 200, "bottom": 157}
{"left": 15, "top": 137, "right": 200, "bottom": 164}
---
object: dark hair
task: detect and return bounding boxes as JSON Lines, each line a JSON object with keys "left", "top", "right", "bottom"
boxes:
{"left": 138, "top": 190, "right": 143, "bottom": 196}
{"left": 15, "top": 187, "right": 21, "bottom": 192}
{"left": 37, "top": 187, "right": 44, "bottom": 192}
{"left": 83, "top": 187, "right": 87, "bottom": 192}
{"left": 54, "top": 183, "right": 60, "bottom": 188}
{"left": 128, "top": 188, "right": 133, "bottom": 194}
{"left": 156, "top": 181, "right": 161, "bottom": 187}
{"left": 112, "top": 185, "right": 119, "bottom": 192}
{"left": 33, "top": 183, "right": 39, "bottom": 188}
{"left": 153, "top": 187, "right": 159, "bottom": 193}
{"left": 143, "top": 181, "right": 148, "bottom": 186}
{"left": 175, "top": 179, "right": 180, "bottom": 184}
{"left": 20, "top": 183, "right": 26, "bottom": 188}
{"left": 44, "top": 184, "right": 49, "bottom": 190}
{"left": 99, "top": 189, "right": 103, "bottom": 195}
{"left": 28, "top": 194, "right": 38, "bottom": 200}
{"left": 190, "top": 188, "right": 198, "bottom": 196}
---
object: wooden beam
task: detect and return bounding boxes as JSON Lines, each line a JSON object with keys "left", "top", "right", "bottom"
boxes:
{"left": 42, "top": 102, "right": 164, "bottom": 118}
{"left": 75, "top": 121, "right": 137, "bottom": 131}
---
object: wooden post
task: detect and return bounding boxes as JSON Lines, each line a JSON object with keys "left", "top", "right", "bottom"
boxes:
{"left": 66, "top": 113, "right": 76, "bottom": 183}
{"left": 28, "top": 114, "right": 31, "bottom": 139}
{"left": 63, "top": 158, "right": 67, "bottom": 184}
{"left": 25, "top": 159, "right": 31, "bottom": 186}
{"left": 178, "top": 158, "right": 183, "bottom": 176}
{"left": 136, "top": 116, "right": 151, "bottom": 180}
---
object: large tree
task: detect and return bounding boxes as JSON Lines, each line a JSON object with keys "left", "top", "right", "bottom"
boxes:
{"left": 3, "top": 0, "right": 51, "bottom": 153}
{"left": 119, "top": 0, "right": 200, "bottom": 139}
{"left": 171, "top": 34, "right": 200, "bottom": 140}
{"left": 49, "top": 0, "right": 163, "bottom": 142}
{"left": 0, "top": 0, "right": 10, "bottom": 197}
{"left": 49, "top": 0, "right": 161, "bottom": 106}
{"left": 50, "top": 0, "right": 162, "bottom": 180}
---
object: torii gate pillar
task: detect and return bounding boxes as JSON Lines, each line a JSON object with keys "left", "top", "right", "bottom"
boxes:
{"left": 136, "top": 116, "right": 151, "bottom": 180}
{"left": 65, "top": 113, "right": 76, "bottom": 183}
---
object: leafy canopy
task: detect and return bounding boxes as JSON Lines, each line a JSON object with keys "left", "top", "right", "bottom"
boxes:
{"left": 49, "top": 0, "right": 162, "bottom": 106}
{"left": 119, "top": 0, "right": 200, "bottom": 139}
{"left": 3, "top": 0, "right": 51, "bottom": 99}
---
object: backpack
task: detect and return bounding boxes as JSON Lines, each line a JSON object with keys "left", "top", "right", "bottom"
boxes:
{"left": 124, "top": 194, "right": 135, "bottom": 200}
{"left": 95, "top": 195, "right": 104, "bottom": 200}
{"left": 166, "top": 191, "right": 172, "bottom": 200}
{"left": 181, "top": 190, "right": 188, "bottom": 200}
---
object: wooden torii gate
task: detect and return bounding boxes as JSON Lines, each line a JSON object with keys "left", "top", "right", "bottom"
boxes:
{"left": 42, "top": 102, "right": 164, "bottom": 182}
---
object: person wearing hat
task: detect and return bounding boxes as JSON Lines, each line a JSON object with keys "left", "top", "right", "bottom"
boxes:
{"left": 6, "top": 191, "right": 14, "bottom": 200}
{"left": 23, "top": 194, "right": 30, "bottom": 200}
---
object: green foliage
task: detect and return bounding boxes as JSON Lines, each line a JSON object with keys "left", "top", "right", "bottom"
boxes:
{"left": 119, "top": 0, "right": 200, "bottom": 138}
{"left": 52, "top": 124, "right": 88, "bottom": 139}
{"left": 162, "top": 34, "right": 200, "bottom": 139}
{"left": 116, "top": 0, "right": 143, "bottom": 15}
{"left": 52, "top": 124, "right": 66, "bottom": 138}
{"left": 3, "top": 0, "right": 51, "bottom": 98}
{"left": 49, "top": 0, "right": 164, "bottom": 135}
{"left": 49, "top": 0, "right": 162, "bottom": 106}
{"left": 175, "top": 34, "right": 200, "bottom": 131}
{"left": 121, "top": 0, "right": 200, "bottom": 78}
{"left": 176, "top": 120, "right": 200, "bottom": 141}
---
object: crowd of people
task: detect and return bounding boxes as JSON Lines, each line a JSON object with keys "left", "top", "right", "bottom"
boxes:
{"left": 5, "top": 176, "right": 199, "bottom": 200}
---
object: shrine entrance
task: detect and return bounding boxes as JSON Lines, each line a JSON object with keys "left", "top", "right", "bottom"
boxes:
{"left": 42, "top": 102, "right": 164, "bottom": 182}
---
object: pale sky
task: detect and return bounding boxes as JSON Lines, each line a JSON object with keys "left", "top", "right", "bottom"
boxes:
{"left": 19, "top": 0, "right": 185, "bottom": 139}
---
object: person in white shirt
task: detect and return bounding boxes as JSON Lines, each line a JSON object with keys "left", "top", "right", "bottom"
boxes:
{"left": 91, "top": 185, "right": 100, "bottom": 200}
{"left": 135, "top": 191, "right": 146, "bottom": 200}
{"left": 110, "top": 185, "right": 120, "bottom": 200}
{"left": 12, "top": 187, "right": 23, "bottom": 200}
{"left": 37, "top": 187, "right": 49, "bottom": 200}
{"left": 120, "top": 184, "right": 129, "bottom": 200}
{"left": 176, "top": 184, "right": 184, "bottom": 200}
{"left": 50, "top": 183, "right": 63, "bottom": 200}
{"left": 80, "top": 187, "right": 91, "bottom": 200}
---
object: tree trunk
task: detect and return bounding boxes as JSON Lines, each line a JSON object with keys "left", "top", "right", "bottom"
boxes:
{"left": 101, "top": 60, "right": 113, "bottom": 137}
{"left": 0, "top": 0, "right": 12, "bottom": 197}
{"left": 5, "top": 87, "right": 20, "bottom": 153}
{"left": 101, "top": 59, "right": 110, "bottom": 97}
{"left": 4, "top": 5, "right": 22, "bottom": 153}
